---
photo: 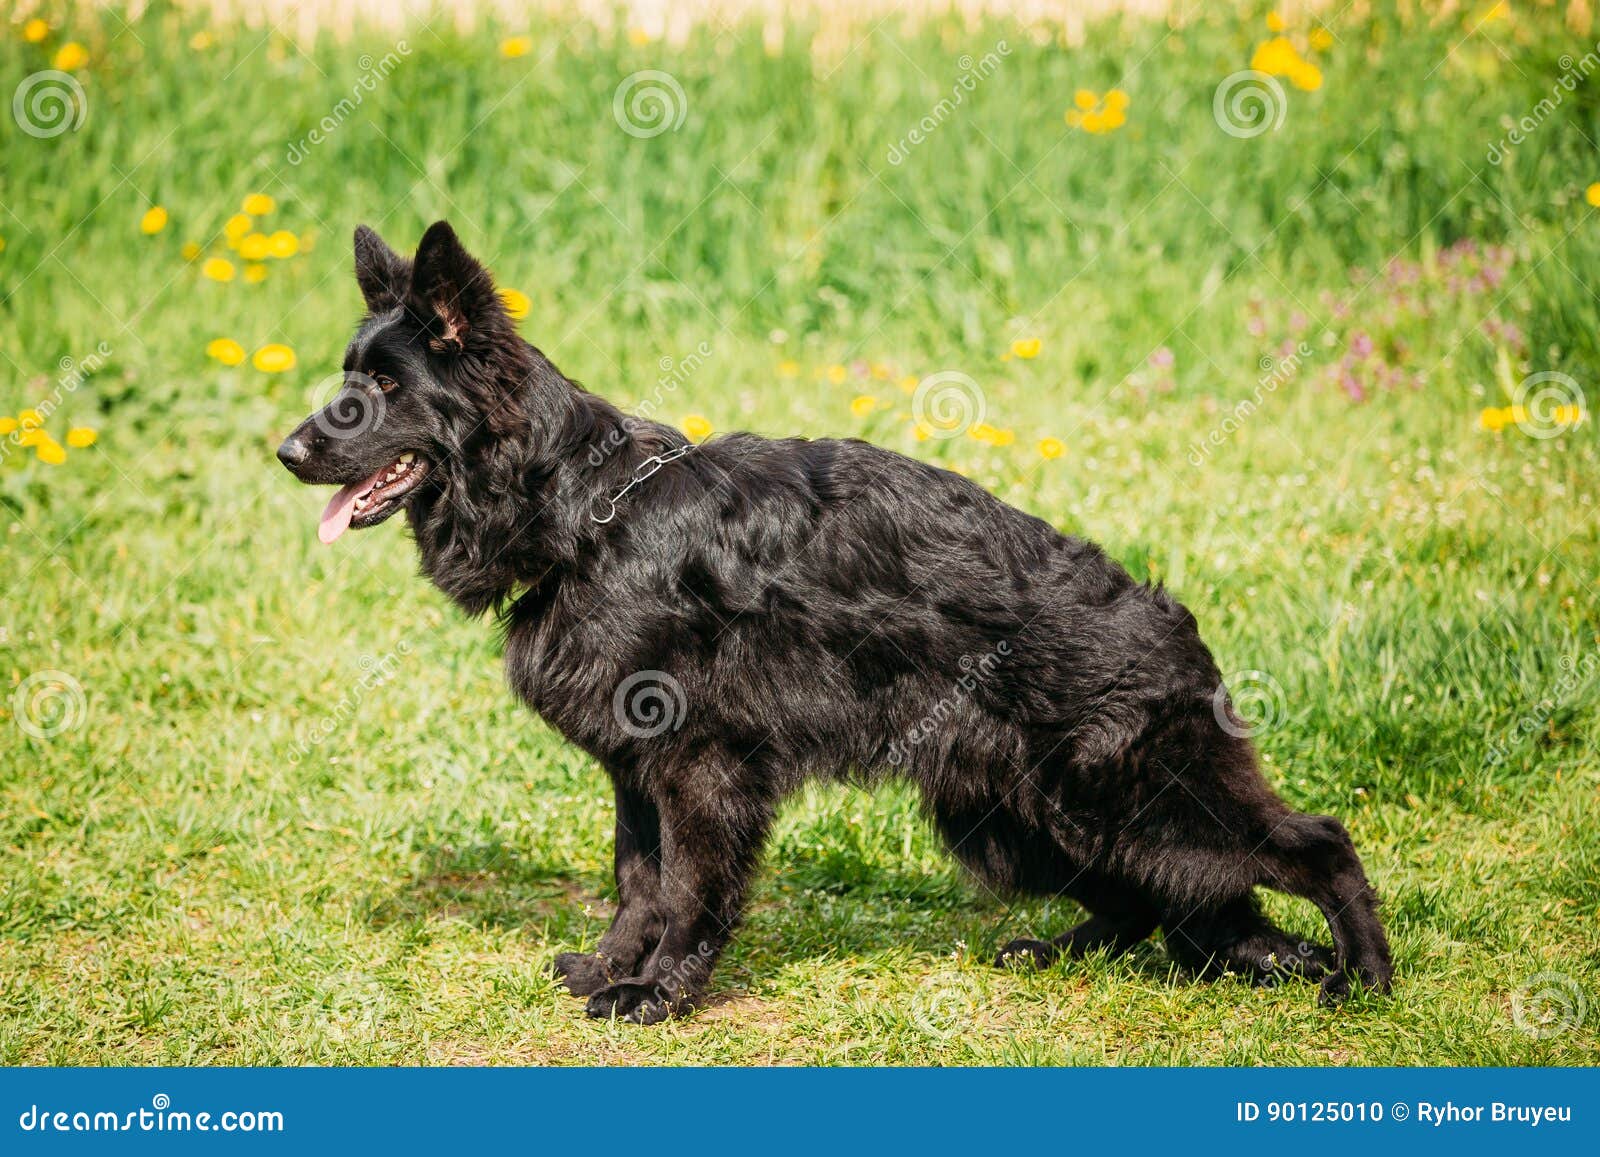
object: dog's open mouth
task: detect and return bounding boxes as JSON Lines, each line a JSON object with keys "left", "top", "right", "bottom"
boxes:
{"left": 318, "top": 453, "right": 431, "bottom": 544}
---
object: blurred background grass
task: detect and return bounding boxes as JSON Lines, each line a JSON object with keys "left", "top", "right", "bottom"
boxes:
{"left": 0, "top": 0, "right": 1596, "bottom": 1063}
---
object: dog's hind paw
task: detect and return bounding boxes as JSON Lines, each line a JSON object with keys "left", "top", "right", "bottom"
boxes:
{"left": 995, "top": 938, "right": 1057, "bottom": 970}
{"left": 1317, "top": 966, "right": 1391, "bottom": 1007}
{"left": 585, "top": 981, "right": 676, "bottom": 1025}
{"left": 551, "top": 951, "right": 612, "bottom": 997}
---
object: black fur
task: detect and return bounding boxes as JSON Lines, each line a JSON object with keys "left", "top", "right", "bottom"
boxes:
{"left": 277, "top": 222, "right": 1394, "bottom": 1024}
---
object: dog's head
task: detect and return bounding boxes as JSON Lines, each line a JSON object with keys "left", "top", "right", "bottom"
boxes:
{"left": 276, "top": 221, "right": 530, "bottom": 544}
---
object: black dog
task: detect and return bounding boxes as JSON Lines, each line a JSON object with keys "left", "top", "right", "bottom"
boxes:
{"left": 277, "top": 222, "right": 1393, "bottom": 1023}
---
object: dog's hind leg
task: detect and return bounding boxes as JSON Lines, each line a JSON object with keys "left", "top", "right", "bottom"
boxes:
{"left": 996, "top": 872, "right": 1159, "bottom": 969}
{"left": 1161, "top": 894, "right": 1334, "bottom": 985}
{"left": 553, "top": 781, "right": 663, "bottom": 997}
{"left": 584, "top": 769, "right": 773, "bottom": 1025}
{"left": 1252, "top": 812, "right": 1393, "bottom": 1004}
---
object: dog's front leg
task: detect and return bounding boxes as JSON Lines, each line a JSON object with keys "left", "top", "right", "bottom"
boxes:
{"left": 553, "top": 781, "right": 662, "bottom": 997}
{"left": 585, "top": 778, "right": 770, "bottom": 1025}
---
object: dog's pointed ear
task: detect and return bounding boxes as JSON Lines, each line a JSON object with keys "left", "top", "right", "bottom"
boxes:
{"left": 353, "top": 225, "right": 411, "bottom": 313}
{"left": 406, "top": 221, "right": 505, "bottom": 353}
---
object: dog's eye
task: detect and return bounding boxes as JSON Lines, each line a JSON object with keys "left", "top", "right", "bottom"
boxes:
{"left": 372, "top": 374, "right": 396, "bottom": 391}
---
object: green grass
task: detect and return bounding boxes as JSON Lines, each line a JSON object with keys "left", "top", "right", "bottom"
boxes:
{"left": 1, "top": 0, "right": 1597, "bottom": 1064}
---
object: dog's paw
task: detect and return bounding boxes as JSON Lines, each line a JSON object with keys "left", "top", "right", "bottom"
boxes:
{"left": 551, "top": 952, "right": 612, "bottom": 997}
{"left": 585, "top": 982, "right": 675, "bottom": 1025}
{"left": 1317, "top": 966, "right": 1390, "bottom": 1007}
{"left": 995, "top": 938, "right": 1057, "bottom": 970}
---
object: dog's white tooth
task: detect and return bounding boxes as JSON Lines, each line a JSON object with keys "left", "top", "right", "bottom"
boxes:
{"left": 399, "top": 452, "right": 415, "bottom": 463}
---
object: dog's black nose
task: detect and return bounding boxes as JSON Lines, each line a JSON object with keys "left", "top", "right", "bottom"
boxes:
{"left": 276, "top": 436, "right": 310, "bottom": 470}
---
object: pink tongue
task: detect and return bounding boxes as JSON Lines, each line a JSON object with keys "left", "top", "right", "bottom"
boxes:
{"left": 318, "top": 466, "right": 389, "bottom": 545}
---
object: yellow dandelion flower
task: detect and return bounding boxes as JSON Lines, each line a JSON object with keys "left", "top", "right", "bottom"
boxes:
{"left": 912, "top": 422, "right": 932, "bottom": 442}
{"left": 1586, "top": 183, "right": 1600, "bottom": 207}
{"left": 850, "top": 395, "right": 878, "bottom": 418}
{"left": 898, "top": 375, "right": 919, "bottom": 394}
{"left": 498, "top": 287, "right": 531, "bottom": 319}
{"left": 682, "top": 414, "right": 713, "bottom": 441}
{"left": 205, "top": 338, "right": 246, "bottom": 366}
{"left": 1250, "top": 36, "right": 1302, "bottom": 77}
{"left": 967, "top": 422, "right": 999, "bottom": 444}
{"left": 35, "top": 438, "right": 67, "bottom": 465}
{"left": 52, "top": 41, "right": 88, "bottom": 71}
{"left": 1477, "top": 407, "right": 1508, "bottom": 432}
{"left": 777, "top": 360, "right": 800, "bottom": 378}
{"left": 266, "top": 230, "right": 299, "bottom": 258}
{"left": 190, "top": 30, "right": 214, "bottom": 51}
{"left": 243, "top": 262, "right": 269, "bottom": 283}
{"left": 238, "top": 232, "right": 271, "bottom": 261}
{"left": 223, "top": 213, "right": 253, "bottom": 245}
{"left": 1266, "top": 11, "right": 1286, "bottom": 33}
{"left": 990, "top": 427, "right": 1015, "bottom": 447}
{"left": 16, "top": 429, "right": 45, "bottom": 446}
{"left": 501, "top": 36, "right": 532, "bottom": 58}
{"left": 252, "top": 343, "right": 296, "bottom": 373}
{"left": 180, "top": 241, "right": 202, "bottom": 261}
{"left": 627, "top": 27, "right": 652, "bottom": 46}
{"left": 241, "top": 193, "right": 275, "bottom": 216}
{"left": 140, "top": 206, "right": 168, "bottom": 235}
{"left": 66, "top": 427, "right": 97, "bottom": 448}
{"left": 1011, "top": 337, "right": 1042, "bottom": 360}
{"left": 1104, "top": 89, "right": 1129, "bottom": 112}
{"left": 1038, "top": 437, "right": 1065, "bottom": 460}
{"left": 1310, "top": 27, "right": 1335, "bottom": 52}
{"left": 826, "top": 364, "right": 848, "bottom": 385}
{"left": 0, "top": 417, "right": 16, "bottom": 435}
{"left": 1288, "top": 60, "right": 1323, "bottom": 91}
{"left": 23, "top": 18, "right": 49, "bottom": 43}
{"left": 1074, "top": 89, "right": 1097, "bottom": 111}
{"left": 201, "top": 257, "right": 236, "bottom": 282}
{"left": 18, "top": 409, "right": 43, "bottom": 429}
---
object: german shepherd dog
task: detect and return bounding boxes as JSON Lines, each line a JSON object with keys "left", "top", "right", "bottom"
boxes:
{"left": 277, "top": 222, "right": 1393, "bottom": 1023}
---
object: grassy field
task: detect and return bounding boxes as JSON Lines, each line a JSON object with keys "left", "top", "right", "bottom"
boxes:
{"left": 1, "top": 0, "right": 1598, "bottom": 1064}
